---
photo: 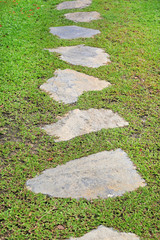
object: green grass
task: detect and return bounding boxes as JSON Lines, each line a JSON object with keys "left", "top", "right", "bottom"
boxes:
{"left": 0, "top": 0, "right": 160, "bottom": 239}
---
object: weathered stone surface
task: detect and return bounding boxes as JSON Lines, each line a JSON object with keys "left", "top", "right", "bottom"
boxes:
{"left": 41, "top": 108, "right": 129, "bottom": 141}
{"left": 57, "top": 0, "right": 92, "bottom": 10}
{"left": 68, "top": 225, "right": 140, "bottom": 239}
{"left": 65, "top": 11, "right": 101, "bottom": 22}
{"left": 49, "top": 26, "right": 100, "bottom": 39}
{"left": 26, "top": 149, "right": 146, "bottom": 199}
{"left": 40, "top": 69, "right": 110, "bottom": 104}
{"left": 45, "top": 45, "right": 111, "bottom": 68}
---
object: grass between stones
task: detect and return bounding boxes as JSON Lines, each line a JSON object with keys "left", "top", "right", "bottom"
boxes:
{"left": 0, "top": 0, "right": 159, "bottom": 239}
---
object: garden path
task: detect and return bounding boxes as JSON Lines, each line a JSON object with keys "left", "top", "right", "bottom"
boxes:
{"left": 26, "top": 1, "right": 146, "bottom": 239}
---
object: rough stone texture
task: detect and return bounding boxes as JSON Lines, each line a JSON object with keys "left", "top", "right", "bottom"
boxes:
{"left": 68, "top": 225, "right": 140, "bottom": 239}
{"left": 57, "top": 0, "right": 92, "bottom": 10}
{"left": 49, "top": 26, "right": 100, "bottom": 39}
{"left": 45, "top": 45, "right": 111, "bottom": 68}
{"left": 41, "top": 108, "right": 129, "bottom": 141}
{"left": 40, "top": 69, "right": 110, "bottom": 104}
{"left": 65, "top": 11, "right": 101, "bottom": 22}
{"left": 26, "top": 149, "right": 146, "bottom": 199}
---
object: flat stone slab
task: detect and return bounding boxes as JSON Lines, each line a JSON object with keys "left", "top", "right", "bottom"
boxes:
{"left": 41, "top": 108, "right": 129, "bottom": 141}
{"left": 45, "top": 45, "right": 111, "bottom": 68}
{"left": 49, "top": 26, "right": 100, "bottom": 39}
{"left": 26, "top": 149, "right": 146, "bottom": 199}
{"left": 68, "top": 225, "right": 140, "bottom": 239}
{"left": 40, "top": 69, "right": 110, "bottom": 104}
{"left": 57, "top": 0, "right": 92, "bottom": 10}
{"left": 65, "top": 11, "right": 101, "bottom": 22}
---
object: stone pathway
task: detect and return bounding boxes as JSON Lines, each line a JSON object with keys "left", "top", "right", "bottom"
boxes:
{"left": 68, "top": 225, "right": 140, "bottom": 240}
{"left": 64, "top": 11, "right": 101, "bottom": 22}
{"left": 41, "top": 109, "right": 129, "bottom": 141}
{"left": 40, "top": 69, "right": 110, "bottom": 104}
{"left": 45, "top": 45, "right": 111, "bottom": 68}
{"left": 26, "top": 0, "right": 147, "bottom": 238}
{"left": 57, "top": 0, "right": 92, "bottom": 10}
{"left": 49, "top": 26, "right": 100, "bottom": 39}
{"left": 26, "top": 149, "right": 146, "bottom": 199}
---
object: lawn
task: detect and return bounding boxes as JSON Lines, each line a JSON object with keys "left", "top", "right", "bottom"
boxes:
{"left": 0, "top": 0, "right": 159, "bottom": 239}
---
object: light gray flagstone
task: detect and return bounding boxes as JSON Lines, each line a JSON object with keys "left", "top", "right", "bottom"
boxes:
{"left": 57, "top": 0, "right": 92, "bottom": 10}
{"left": 45, "top": 45, "right": 111, "bottom": 68}
{"left": 40, "top": 69, "right": 110, "bottom": 104}
{"left": 49, "top": 26, "right": 100, "bottom": 39}
{"left": 64, "top": 11, "right": 101, "bottom": 22}
{"left": 26, "top": 149, "right": 146, "bottom": 199}
{"left": 41, "top": 108, "right": 129, "bottom": 141}
{"left": 68, "top": 225, "right": 140, "bottom": 239}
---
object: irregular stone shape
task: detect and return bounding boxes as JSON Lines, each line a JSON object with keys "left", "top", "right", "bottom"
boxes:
{"left": 57, "top": 0, "right": 92, "bottom": 10}
{"left": 26, "top": 149, "right": 146, "bottom": 199}
{"left": 68, "top": 225, "right": 140, "bottom": 239}
{"left": 49, "top": 26, "right": 100, "bottom": 39}
{"left": 45, "top": 45, "right": 111, "bottom": 68}
{"left": 41, "top": 108, "right": 129, "bottom": 141}
{"left": 65, "top": 11, "right": 101, "bottom": 22}
{"left": 40, "top": 69, "right": 110, "bottom": 104}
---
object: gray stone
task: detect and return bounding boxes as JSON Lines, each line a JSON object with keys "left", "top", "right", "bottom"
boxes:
{"left": 41, "top": 108, "right": 129, "bottom": 141}
{"left": 26, "top": 149, "right": 146, "bottom": 199}
{"left": 40, "top": 69, "right": 110, "bottom": 104}
{"left": 57, "top": 0, "right": 92, "bottom": 10}
{"left": 65, "top": 11, "right": 101, "bottom": 22}
{"left": 45, "top": 45, "right": 111, "bottom": 68}
{"left": 49, "top": 26, "right": 100, "bottom": 39}
{"left": 68, "top": 225, "right": 140, "bottom": 239}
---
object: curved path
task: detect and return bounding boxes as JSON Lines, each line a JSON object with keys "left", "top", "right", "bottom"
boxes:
{"left": 26, "top": 0, "right": 146, "bottom": 239}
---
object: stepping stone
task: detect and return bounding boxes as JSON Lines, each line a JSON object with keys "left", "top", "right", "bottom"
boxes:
{"left": 26, "top": 149, "right": 146, "bottom": 199}
{"left": 40, "top": 69, "right": 111, "bottom": 104}
{"left": 45, "top": 45, "right": 111, "bottom": 68}
{"left": 68, "top": 225, "right": 140, "bottom": 239}
{"left": 57, "top": 0, "right": 92, "bottom": 10}
{"left": 49, "top": 26, "right": 100, "bottom": 39}
{"left": 41, "top": 108, "right": 129, "bottom": 141}
{"left": 64, "top": 11, "right": 101, "bottom": 23}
